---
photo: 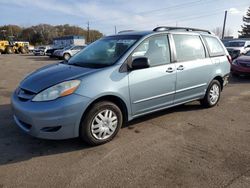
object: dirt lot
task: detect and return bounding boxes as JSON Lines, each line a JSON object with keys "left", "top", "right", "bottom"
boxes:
{"left": 0, "top": 54, "right": 250, "bottom": 188}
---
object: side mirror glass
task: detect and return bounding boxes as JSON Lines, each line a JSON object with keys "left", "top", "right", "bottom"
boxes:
{"left": 130, "top": 57, "right": 150, "bottom": 70}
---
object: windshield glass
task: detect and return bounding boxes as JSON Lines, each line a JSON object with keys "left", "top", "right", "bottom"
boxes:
{"left": 245, "top": 51, "right": 250, "bottom": 56}
{"left": 63, "top": 45, "right": 73, "bottom": 50}
{"left": 228, "top": 41, "right": 245, "bottom": 47}
{"left": 68, "top": 36, "right": 139, "bottom": 68}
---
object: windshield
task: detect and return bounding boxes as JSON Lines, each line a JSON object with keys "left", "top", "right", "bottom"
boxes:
{"left": 245, "top": 51, "right": 250, "bottom": 56}
{"left": 63, "top": 45, "right": 73, "bottom": 50}
{"left": 68, "top": 36, "right": 139, "bottom": 68}
{"left": 227, "top": 41, "right": 245, "bottom": 47}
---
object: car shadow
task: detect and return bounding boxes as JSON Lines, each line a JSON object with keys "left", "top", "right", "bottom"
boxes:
{"left": 126, "top": 102, "right": 204, "bottom": 127}
{"left": 229, "top": 74, "right": 250, "bottom": 84}
{"left": 0, "top": 102, "right": 204, "bottom": 166}
{"left": 0, "top": 104, "right": 90, "bottom": 166}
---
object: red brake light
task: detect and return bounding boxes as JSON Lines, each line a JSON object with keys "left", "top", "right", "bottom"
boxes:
{"left": 227, "top": 55, "right": 232, "bottom": 64}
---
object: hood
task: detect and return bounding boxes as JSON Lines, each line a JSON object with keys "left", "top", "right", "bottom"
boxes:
{"left": 236, "top": 55, "right": 250, "bottom": 62}
{"left": 20, "top": 63, "right": 99, "bottom": 93}
{"left": 226, "top": 47, "right": 243, "bottom": 51}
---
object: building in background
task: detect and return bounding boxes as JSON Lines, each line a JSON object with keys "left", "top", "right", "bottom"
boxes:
{"left": 53, "top": 35, "right": 85, "bottom": 47}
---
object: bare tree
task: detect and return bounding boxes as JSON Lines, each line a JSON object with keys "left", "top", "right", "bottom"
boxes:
{"left": 212, "top": 27, "right": 232, "bottom": 38}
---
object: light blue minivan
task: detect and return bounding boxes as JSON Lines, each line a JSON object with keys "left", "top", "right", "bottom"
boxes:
{"left": 11, "top": 27, "right": 231, "bottom": 145}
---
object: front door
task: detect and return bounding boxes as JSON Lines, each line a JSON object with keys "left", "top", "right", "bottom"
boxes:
{"left": 128, "top": 34, "right": 176, "bottom": 116}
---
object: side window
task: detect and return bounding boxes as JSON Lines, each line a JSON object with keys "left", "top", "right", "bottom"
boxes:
{"left": 131, "top": 35, "right": 171, "bottom": 66}
{"left": 71, "top": 46, "right": 77, "bottom": 50}
{"left": 203, "top": 35, "right": 225, "bottom": 57}
{"left": 173, "top": 34, "right": 206, "bottom": 62}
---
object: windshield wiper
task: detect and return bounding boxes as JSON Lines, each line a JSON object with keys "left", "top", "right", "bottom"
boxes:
{"left": 69, "top": 62, "right": 109, "bottom": 68}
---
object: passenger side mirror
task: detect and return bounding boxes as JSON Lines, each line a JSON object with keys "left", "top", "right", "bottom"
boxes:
{"left": 130, "top": 57, "right": 150, "bottom": 70}
{"left": 245, "top": 45, "right": 250, "bottom": 48}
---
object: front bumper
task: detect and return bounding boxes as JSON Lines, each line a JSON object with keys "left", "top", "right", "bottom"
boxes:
{"left": 231, "top": 64, "right": 250, "bottom": 74}
{"left": 11, "top": 92, "right": 91, "bottom": 140}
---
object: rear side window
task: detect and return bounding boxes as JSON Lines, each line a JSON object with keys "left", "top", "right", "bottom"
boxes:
{"left": 173, "top": 34, "right": 205, "bottom": 62}
{"left": 203, "top": 36, "right": 225, "bottom": 57}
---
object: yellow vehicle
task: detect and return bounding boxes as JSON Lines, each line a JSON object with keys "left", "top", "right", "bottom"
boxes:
{"left": 13, "top": 41, "right": 29, "bottom": 54}
{"left": 0, "top": 41, "right": 29, "bottom": 54}
{"left": 0, "top": 40, "right": 14, "bottom": 54}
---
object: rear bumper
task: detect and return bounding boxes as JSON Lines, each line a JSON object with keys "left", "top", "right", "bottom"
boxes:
{"left": 11, "top": 92, "right": 91, "bottom": 140}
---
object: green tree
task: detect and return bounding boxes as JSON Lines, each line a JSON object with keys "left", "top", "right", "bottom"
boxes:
{"left": 0, "top": 24, "right": 103, "bottom": 45}
{"left": 239, "top": 6, "right": 250, "bottom": 38}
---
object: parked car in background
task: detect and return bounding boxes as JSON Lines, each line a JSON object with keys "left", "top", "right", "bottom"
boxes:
{"left": 11, "top": 26, "right": 230, "bottom": 146}
{"left": 53, "top": 45, "right": 86, "bottom": 60}
{"left": 231, "top": 50, "right": 250, "bottom": 76}
{"left": 28, "top": 45, "right": 35, "bottom": 53}
{"left": 225, "top": 40, "right": 250, "bottom": 60}
{"left": 33, "top": 46, "right": 49, "bottom": 56}
{"left": 45, "top": 46, "right": 64, "bottom": 58}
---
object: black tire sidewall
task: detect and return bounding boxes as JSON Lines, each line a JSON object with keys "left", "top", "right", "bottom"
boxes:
{"left": 80, "top": 101, "right": 123, "bottom": 145}
{"left": 206, "top": 80, "right": 221, "bottom": 107}
{"left": 64, "top": 53, "right": 70, "bottom": 60}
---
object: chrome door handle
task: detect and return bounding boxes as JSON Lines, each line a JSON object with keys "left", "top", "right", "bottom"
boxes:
{"left": 166, "top": 67, "right": 174, "bottom": 73}
{"left": 177, "top": 65, "right": 184, "bottom": 70}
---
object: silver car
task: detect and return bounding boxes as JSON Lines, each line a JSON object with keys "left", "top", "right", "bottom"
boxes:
{"left": 11, "top": 26, "right": 230, "bottom": 145}
{"left": 54, "top": 45, "right": 86, "bottom": 60}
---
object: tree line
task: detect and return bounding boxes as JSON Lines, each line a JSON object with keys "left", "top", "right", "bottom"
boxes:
{"left": 0, "top": 24, "right": 103, "bottom": 45}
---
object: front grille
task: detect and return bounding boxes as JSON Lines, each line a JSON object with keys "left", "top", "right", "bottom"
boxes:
{"left": 19, "top": 119, "right": 32, "bottom": 130}
{"left": 17, "top": 88, "right": 36, "bottom": 101}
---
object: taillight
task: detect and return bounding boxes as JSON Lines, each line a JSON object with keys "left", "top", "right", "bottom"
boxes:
{"left": 227, "top": 55, "right": 232, "bottom": 64}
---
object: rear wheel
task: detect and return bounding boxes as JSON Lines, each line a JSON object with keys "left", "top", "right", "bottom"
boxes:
{"left": 80, "top": 101, "right": 123, "bottom": 146}
{"left": 19, "top": 46, "right": 28, "bottom": 54}
{"left": 200, "top": 80, "right": 221, "bottom": 107}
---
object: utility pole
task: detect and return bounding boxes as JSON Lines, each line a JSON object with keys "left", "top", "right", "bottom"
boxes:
{"left": 87, "top": 21, "right": 90, "bottom": 43}
{"left": 114, "top": 26, "right": 117, "bottom": 34}
{"left": 222, "top": 10, "right": 227, "bottom": 39}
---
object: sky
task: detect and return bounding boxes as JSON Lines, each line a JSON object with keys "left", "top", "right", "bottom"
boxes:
{"left": 1, "top": 0, "right": 249, "bottom": 37}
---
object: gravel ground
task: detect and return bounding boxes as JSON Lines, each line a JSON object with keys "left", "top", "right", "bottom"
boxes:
{"left": 0, "top": 54, "right": 250, "bottom": 188}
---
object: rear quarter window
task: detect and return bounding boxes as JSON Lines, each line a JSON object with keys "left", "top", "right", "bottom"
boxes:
{"left": 202, "top": 35, "right": 226, "bottom": 57}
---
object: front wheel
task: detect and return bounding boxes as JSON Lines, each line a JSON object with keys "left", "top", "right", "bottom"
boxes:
{"left": 80, "top": 101, "right": 123, "bottom": 146}
{"left": 63, "top": 53, "right": 71, "bottom": 60}
{"left": 200, "top": 80, "right": 221, "bottom": 107}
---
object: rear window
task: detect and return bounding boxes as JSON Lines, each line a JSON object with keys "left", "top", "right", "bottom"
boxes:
{"left": 203, "top": 36, "right": 225, "bottom": 57}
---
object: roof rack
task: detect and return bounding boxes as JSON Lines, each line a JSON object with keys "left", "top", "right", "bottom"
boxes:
{"left": 118, "top": 30, "right": 136, "bottom": 34}
{"left": 153, "top": 26, "right": 212, "bottom": 34}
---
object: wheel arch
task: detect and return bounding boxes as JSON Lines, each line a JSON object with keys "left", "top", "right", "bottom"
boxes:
{"left": 76, "top": 94, "right": 129, "bottom": 137}
{"left": 212, "top": 75, "right": 224, "bottom": 90}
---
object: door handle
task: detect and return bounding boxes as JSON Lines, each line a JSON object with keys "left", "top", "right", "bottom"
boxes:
{"left": 166, "top": 67, "right": 174, "bottom": 73}
{"left": 177, "top": 65, "right": 184, "bottom": 71}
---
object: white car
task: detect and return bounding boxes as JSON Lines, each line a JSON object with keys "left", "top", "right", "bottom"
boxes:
{"left": 53, "top": 45, "right": 86, "bottom": 60}
{"left": 226, "top": 40, "right": 250, "bottom": 59}
{"left": 33, "top": 46, "right": 50, "bottom": 56}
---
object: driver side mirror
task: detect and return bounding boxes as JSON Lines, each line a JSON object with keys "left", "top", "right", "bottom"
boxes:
{"left": 245, "top": 45, "right": 250, "bottom": 48}
{"left": 129, "top": 57, "right": 150, "bottom": 70}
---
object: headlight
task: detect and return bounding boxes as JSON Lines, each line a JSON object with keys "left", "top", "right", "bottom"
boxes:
{"left": 32, "top": 80, "right": 81, "bottom": 102}
{"left": 232, "top": 60, "right": 238, "bottom": 65}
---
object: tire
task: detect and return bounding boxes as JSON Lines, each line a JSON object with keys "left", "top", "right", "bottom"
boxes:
{"left": 63, "top": 53, "right": 71, "bottom": 60}
{"left": 19, "top": 47, "right": 27, "bottom": 54}
{"left": 6, "top": 46, "right": 14, "bottom": 54}
{"left": 200, "top": 80, "right": 221, "bottom": 108}
{"left": 80, "top": 101, "right": 123, "bottom": 146}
